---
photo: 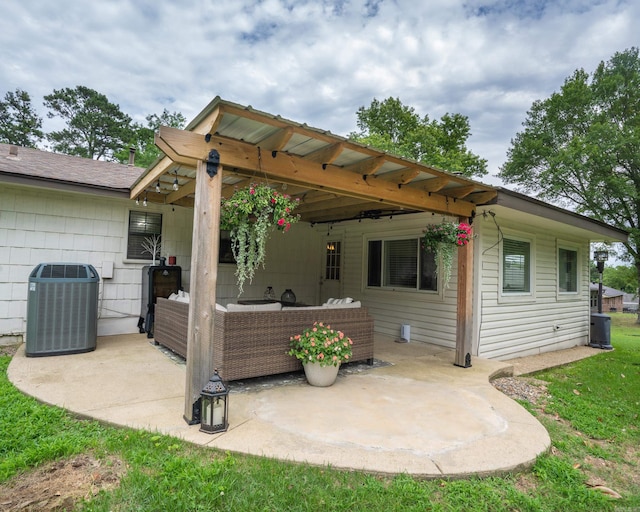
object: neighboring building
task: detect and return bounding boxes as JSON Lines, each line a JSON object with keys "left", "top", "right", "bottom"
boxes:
{"left": 623, "top": 293, "right": 638, "bottom": 313}
{"left": 589, "top": 284, "right": 625, "bottom": 313}
{"left": 0, "top": 99, "right": 629, "bottom": 361}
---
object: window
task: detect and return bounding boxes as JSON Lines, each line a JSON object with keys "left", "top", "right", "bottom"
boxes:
{"left": 219, "top": 230, "right": 235, "bottom": 264}
{"left": 558, "top": 247, "right": 578, "bottom": 293}
{"left": 325, "top": 241, "right": 341, "bottom": 280}
{"left": 127, "top": 211, "right": 162, "bottom": 260}
{"left": 502, "top": 238, "right": 531, "bottom": 293}
{"left": 367, "top": 238, "right": 437, "bottom": 291}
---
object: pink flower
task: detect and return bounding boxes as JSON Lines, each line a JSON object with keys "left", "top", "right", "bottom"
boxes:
{"left": 278, "top": 218, "right": 285, "bottom": 226}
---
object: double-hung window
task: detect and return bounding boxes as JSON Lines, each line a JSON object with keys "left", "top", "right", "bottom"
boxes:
{"left": 127, "top": 211, "right": 162, "bottom": 260}
{"left": 502, "top": 237, "right": 531, "bottom": 294}
{"left": 367, "top": 237, "right": 437, "bottom": 291}
{"left": 558, "top": 246, "right": 578, "bottom": 293}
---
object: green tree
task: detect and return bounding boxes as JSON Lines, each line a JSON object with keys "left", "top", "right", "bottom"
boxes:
{"left": 603, "top": 265, "right": 638, "bottom": 295}
{"left": 499, "top": 47, "right": 640, "bottom": 316}
{"left": 43, "top": 85, "right": 132, "bottom": 160}
{"left": 116, "top": 109, "right": 186, "bottom": 168}
{"left": 349, "top": 97, "right": 488, "bottom": 177}
{"left": 0, "top": 88, "right": 44, "bottom": 147}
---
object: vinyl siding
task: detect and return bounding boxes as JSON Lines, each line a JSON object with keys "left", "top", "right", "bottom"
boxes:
{"left": 318, "top": 213, "right": 459, "bottom": 349}
{"left": 0, "top": 184, "right": 193, "bottom": 339}
{"left": 475, "top": 211, "right": 590, "bottom": 360}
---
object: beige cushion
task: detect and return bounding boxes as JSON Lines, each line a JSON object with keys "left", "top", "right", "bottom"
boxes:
{"left": 226, "top": 302, "right": 282, "bottom": 312}
{"left": 323, "top": 301, "right": 361, "bottom": 309}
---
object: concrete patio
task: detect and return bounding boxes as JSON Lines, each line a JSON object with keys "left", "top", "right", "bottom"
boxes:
{"left": 8, "top": 333, "right": 552, "bottom": 478}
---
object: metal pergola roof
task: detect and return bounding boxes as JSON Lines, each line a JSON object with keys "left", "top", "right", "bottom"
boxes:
{"left": 131, "top": 97, "right": 497, "bottom": 222}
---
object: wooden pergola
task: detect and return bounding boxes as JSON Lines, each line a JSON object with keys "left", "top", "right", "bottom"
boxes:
{"left": 130, "top": 97, "right": 498, "bottom": 422}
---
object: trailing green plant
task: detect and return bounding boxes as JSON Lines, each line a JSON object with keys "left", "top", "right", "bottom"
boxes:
{"left": 220, "top": 183, "right": 300, "bottom": 294}
{"left": 422, "top": 221, "right": 472, "bottom": 288}
{"left": 288, "top": 321, "right": 353, "bottom": 367}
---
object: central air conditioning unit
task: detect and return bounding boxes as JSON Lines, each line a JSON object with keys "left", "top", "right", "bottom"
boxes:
{"left": 26, "top": 263, "right": 100, "bottom": 357}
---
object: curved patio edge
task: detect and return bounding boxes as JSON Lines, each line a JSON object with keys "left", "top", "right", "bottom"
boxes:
{"left": 7, "top": 333, "right": 551, "bottom": 478}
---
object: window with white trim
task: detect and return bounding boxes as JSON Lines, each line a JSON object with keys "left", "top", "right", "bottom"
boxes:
{"left": 367, "top": 237, "right": 437, "bottom": 291}
{"left": 558, "top": 247, "right": 578, "bottom": 293}
{"left": 502, "top": 237, "right": 531, "bottom": 294}
{"left": 127, "top": 211, "right": 162, "bottom": 260}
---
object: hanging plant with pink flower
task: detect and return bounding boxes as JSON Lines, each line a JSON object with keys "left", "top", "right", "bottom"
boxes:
{"left": 221, "top": 183, "right": 300, "bottom": 294}
{"left": 422, "top": 221, "right": 473, "bottom": 289}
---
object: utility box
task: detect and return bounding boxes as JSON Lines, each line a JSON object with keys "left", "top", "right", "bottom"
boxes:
{"left": 26, "top": 263, "right": 100, "bottom": 357}
{"left": 589, "top": 313, "right": 612, "bottom": 350}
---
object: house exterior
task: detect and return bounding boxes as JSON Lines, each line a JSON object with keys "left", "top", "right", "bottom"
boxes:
{"left": 589, "top": 284, "right": 625, "bottom": 313}
{"left": 0, "top": 99, "right": 628, "bottom": 367}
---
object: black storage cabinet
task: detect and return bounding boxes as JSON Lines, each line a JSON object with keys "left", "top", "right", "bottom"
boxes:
{"left": 139, "top": 263, "right": 182, "bottom": 337}
{"left": 26, "top": 263, "right": 99, "bottom": 356}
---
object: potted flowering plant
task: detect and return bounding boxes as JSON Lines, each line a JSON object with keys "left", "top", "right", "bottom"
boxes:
{"left": 220, "top": 183, "right": 300, "bottom": 294}
{"left": 288, "top": 321, "right": 354, "bottom": 386}
{"left": 422, "top": 221, "right": 472, "bottom": 289}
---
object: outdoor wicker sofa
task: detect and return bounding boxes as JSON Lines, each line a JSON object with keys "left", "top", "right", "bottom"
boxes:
{"left": 153, "top": 297, "right": 375, "bottom": 381}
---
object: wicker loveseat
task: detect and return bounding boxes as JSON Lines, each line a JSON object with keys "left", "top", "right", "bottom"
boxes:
{"left": 153, "top": 297, "right": 375, "bottom": 381}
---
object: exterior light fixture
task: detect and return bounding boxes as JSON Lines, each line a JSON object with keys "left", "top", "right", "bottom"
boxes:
{"left": 173, "top": 171, "right": 179, "bottom": 191}
{"left": 200, "top": 369, "right": 229, "bottom": 434}
{"left": 155, "top": 180, "right": 161, "bottom": 193}
{"left": 591, "top": 248, "right": 612, "bottom": 349}
{"left": 143, "top": 195, "right": 147, "bottom": 207}
{"left": 135, "top": 197, "right": 140, "bottom": 206}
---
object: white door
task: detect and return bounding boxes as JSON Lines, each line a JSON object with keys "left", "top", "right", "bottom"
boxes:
{"left": 319, "top": 238, "right": 343, "bottom": 303}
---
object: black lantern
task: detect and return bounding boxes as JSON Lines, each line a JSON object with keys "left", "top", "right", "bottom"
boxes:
{"left": 200, "top": 369, "right": 229, "bottom": 434}
{"left": 593, "top": 250, "right": 609, "bottom": 315}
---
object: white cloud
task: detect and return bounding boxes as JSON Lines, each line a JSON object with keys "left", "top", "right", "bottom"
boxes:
{"left": 1, "top": 0, "right": 638, "bottom": 178}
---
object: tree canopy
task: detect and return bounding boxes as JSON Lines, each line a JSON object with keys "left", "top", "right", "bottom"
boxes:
{"left": 116, "top": 109, "right": 186, "bottom": 168}
{"left": 0, "top": 88, "right": 43, "bottom": 147}
{"left": 499, "top": 48, "right": 640, "bottom": 270}
{"left": 43, "top": 85, "right": 133, "bottom": 160}
{"left": 603, "top": 265, "right": 638, "bottom": 295}
{"left": 349, "top": 97, "right": 488, "bottom": 178}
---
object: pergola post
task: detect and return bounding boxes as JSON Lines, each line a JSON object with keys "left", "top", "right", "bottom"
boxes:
{"left": 183, "top": 158, "right": 222, "bottom": 423}
{"left": 454, "top": 216, "right": 474, "bottom": 367}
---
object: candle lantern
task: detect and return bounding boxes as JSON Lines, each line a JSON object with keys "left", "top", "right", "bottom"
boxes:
{"left": 200, "top": 369, "right": 229, "bottom": 434}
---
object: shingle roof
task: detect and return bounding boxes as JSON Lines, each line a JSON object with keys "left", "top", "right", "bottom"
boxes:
{"left": 0, "top": 143, "right": 144, "bottom": 192}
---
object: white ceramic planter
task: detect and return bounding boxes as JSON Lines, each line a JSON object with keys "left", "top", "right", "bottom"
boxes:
{"left": 302, "top": 362, "right": 340, "bottom": 387}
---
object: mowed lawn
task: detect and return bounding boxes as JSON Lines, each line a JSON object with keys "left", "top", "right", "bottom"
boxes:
{"left": 0, "top": 314, "right": 638, "bottom": 511}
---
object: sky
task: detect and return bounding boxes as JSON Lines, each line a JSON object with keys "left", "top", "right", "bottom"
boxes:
{"left": 0, "top": 0, "right": 638, "bottom": 185}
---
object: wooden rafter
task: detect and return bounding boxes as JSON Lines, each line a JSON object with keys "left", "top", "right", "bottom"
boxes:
{"left": 342, "top": 155, "right": 386, "bottom": 176}
{"left": 155, "top": 126, "right": 476, "bottom": 217}
{"left": 304, "top": 142, "right": 344, "bottom": 165}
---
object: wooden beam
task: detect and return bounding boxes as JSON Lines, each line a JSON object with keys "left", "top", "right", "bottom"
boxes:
{"left": 379, "top": 167, "right": 421, "bottom": 185}
{"left": 165, "top": 178, "right": 196, "bottom": 204}
{"left": 445, "top": 185, "right": 476, "bottom": 199}
{"left": 197, "top": 105, "right": 222, "bottom": 136}
{"left": 156, "top": 127, "right": 476, "bottom": 217}
{"left": 130, "top": 155, "right": 174, "bottom": 200}
{"left": 257, "top": 126, "right": 294, "bottom": 151}
{"left": 304, "top": 142, "right": 344, "bottom": 165}
{"left": 416, "top": 177, "right": 450, "bottom": 192}
{"left": 184, "top": 160, "right": 222, "bottom": 423}
{"left": 296, "top": 195, "right": 368, "bottom": 215}
{"left": 454, "top": 216, "right": 474, "bottom": 368}
{"left": 342, "top": 155, "right": 386, "bottom": 176}
{"left": 467, "top": 190, "right": 498, "bottom": 204}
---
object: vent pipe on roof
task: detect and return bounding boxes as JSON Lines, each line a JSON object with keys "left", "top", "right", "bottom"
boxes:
{"left": 9, "top": 145, "right": 18, "bottom": 156}
{"left": 128, "top": 147, "right": 136, "bottom": 166}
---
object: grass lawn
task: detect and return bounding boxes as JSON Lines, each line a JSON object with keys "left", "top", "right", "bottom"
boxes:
{"left": 0, "top": 315, "right": 638, "bottom": 511}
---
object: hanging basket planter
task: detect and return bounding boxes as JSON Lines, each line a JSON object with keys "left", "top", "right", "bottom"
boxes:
{"left": 422, "top": 221, "right": 473, "bottom": 289}
{"left": 220, "top": 183, "right": 300, "bottom": 294}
